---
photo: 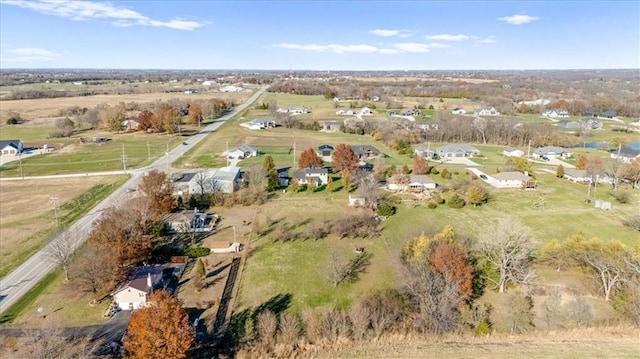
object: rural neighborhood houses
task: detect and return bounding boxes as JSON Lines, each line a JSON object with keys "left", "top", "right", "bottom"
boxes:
{"left": 240, "top": 118, "right": 276, "bottom": 130}
{"left": 336, "top": 107, "right": 372, "bottom": 116}
{"left": 491, "top": 172, "right": 536, "bottom": 189}
{"left": 503, "top": 147, "right": 525, "bottom": 157}
{"left": 611, "top": 147, "right": 640, "bottom": 163}
{"left": 414, "top": 144, "right": 436, "bottom": 159}
{"left": 437, "top": 144, "right": 480, "bottom": 158}
{"left": 163, "top": 209, "right": 217, "bottom": 233}
{"left": 542, "top": 109, "right": 570, "bottom": 118}
{"left": 474, "top": 107, "right": 500, "bottom": 116}
{"left": 351, "top": 145, "right": 381, "bottom": 161}
{"left": 188, "top": 166, "right": 242, "bottom": 194}
{"left": 0, "top": 139, "right": 23, "bottom": 155}
{"left": 317, "top": 144, "right": 334, "bottom": 161}
{"left": 533, "top": 146, "right": 572, "bottom": 159}
{"left": 563, "top": 168, "right": 592, "bottom": 184}
{"left": 276, "top": 106, "right": 310, "bottom": 114}
{"left": 388, "top": 174, "right": 437, "bottom": 192}
{"left": 294, "top": 168, "right": 329, "bottom": 186}
{"left": 111, "top": 266, "right": 173, "bottom": 311}
{"left": 227, "top": 144, "right": 258, "bottom": 159}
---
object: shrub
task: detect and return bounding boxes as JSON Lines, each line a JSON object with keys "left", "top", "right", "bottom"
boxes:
{"left": 427, "top": 202, "right": 438, "bottom": 209}
{"left": 447, "top": 194, "right": 466, "bottom": 208}
{"left": 430, "top": 168, "right": 440, "bottom": 175}
{"left": 623, "top": 215, "right": 640, "bottom": 231}
{"left": 6, "top": 118, "right": 18, "bottom": 125}
{"left": 183, "top": 246, "right": 210, "bottom": 258}
{"left": 441, "top": 168, "right": 450, "bottom": 179}
{"left": 610, "top": 190, "right": 631, "bottom": 204}
{"left": 376, "top": 202, "right": 396, "bottom": 216}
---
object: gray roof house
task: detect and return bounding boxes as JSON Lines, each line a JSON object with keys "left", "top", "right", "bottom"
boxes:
{"left": 414, "top": 144, "right": 436, "bottom": 159}
{"left": 317, "top": 144, "right": 334, "bottom": 161}
{"left": 189, "top": 166, "right": 242, "bottom": 194}
{"left": 490, "top": 172, "right": 536, "bottom": 189}
{"left": 437, "top": 144, "right": 480, "bottom": 158}
{"left": 351, "top": 145, "right": 381, "bottom": 160}
{"left": 0, "top": 140, "right": 23, "bottom": 155}
{"left": 293, "top": 168, "right": 329, "bottom": 186}
{"left": 227, "top": 144, "right": 258, "bottom": 159}
{"left": 611, "top": 147, "right": 640, "bottom": 164}
{"left": 503, "top": 147, "right": 524, "bottom": 157}
{"left": 533, "top": 146, "right": 571, "bottom": 159}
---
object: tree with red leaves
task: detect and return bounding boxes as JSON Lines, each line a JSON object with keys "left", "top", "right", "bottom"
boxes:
{"left": 331, "top": 143, "right": 359, "bottom": 173}
{"left": 298, "top": 147, "right": 324, "bottom": 169}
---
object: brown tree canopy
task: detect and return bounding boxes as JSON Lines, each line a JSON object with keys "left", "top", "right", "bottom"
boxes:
{"left": 137, "top": 110, "right": 156, "bottom": 131}
{"left": 412, "top": 155, "right": 429, "bottom": 175}
{"left": 155, "top": 103, "right": 180, "bottom": 134}
{"left": 187, "top": 102, "right": 203, "bottom": 125}
{"left": 138, "top": 170, "right": 175, "bottom": 218}
{"left": 124, "top": 290, "right": 194, "bottom": 359}
{"left": 298, "top": 147, "right": 324, "bottom": 169}
{"left": 331, "top": 144, "right": 359, "bottom": 173}
{"left": 72, "top": 242, "right": 123, "bottom": 298}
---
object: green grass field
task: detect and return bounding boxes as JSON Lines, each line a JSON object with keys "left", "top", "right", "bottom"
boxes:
{"left": 0, "top": 132, "right": 183, "bottom": 176}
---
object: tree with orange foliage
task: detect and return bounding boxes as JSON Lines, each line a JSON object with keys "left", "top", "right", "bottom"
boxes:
{"left": 331, "top": 143, "right": 359, "bottom": 173}
{"left": 431, "top": 241, "right": 474, "bottom": 298}
{"left": 124, "top": 290, "right": 194, "bottom": 359}
{"left": 187, "top": 102, "right": 203, "bottom": 126}
{"left": 138, "top": 170, "right": 175, "bottom": 219}
{"left": 412, "top": 155, "right": 429, "bottom": 175}
{"left": 137, "top": 110, "right": 155, "bottom": 131}
{"left": 298, "top": 147, "right": 324, "bottom": 169}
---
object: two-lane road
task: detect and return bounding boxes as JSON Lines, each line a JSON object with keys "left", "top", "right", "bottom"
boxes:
{"left": 0, "top": 86, "right": 268, "bottom": 314}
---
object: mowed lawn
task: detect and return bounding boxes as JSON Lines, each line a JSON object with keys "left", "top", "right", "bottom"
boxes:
{"left": 0, "top": 176, "right": 128, "bottom": 278}
{"left": 0, "top": 131, "right": 183, "bottom": 176}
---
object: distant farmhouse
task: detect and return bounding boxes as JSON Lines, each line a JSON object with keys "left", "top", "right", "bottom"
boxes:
{"left": 585, "top": 110, "right": 617, "bottom": 119}
{"left": 0, "top": 139, "right": 23, "bottom": 156}
{"left": 474, "top": 107, "right": 500, "bottom": 116}
{"left": 336, "top": 107, "right": 372, "bottom": 116}
{"left": 542, "top": 109, "right": 570, "bottom": 118}
{"left": 241, "top": 118, "right": 276, "bottom": 130}
{"left": 276, "top": 107, "right": 310, "bottom": 115}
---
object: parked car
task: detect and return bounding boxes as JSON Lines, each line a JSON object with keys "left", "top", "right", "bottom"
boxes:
{"left": 479, "top": 174, "right": 488, "bottom": 180}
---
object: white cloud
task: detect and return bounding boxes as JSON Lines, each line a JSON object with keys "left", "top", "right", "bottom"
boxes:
{"left": 475, "top": 36, "right": 496, "bottom": 44}
{"left": 369, "top": 29, "right": 400, "bottom": 37}
{"left": 427, "top": 34, "right": 470, "bottom": 41}
{"left": 3, "top": 0, "right": 205, "bottom": 30}
{"left": 1, "top": 47, "right": 62, "bottom": 63}
{"left": 277, "top": 43, "right": 378, "bottom": 54}
{"left": 276, "top": 41, "right": 449, "bottom": 55}
{"left": 369, "top": 29, "right": 413, "bottom": 38}
{"left": 498, "top": 14, "right": 540, "bottom": 25}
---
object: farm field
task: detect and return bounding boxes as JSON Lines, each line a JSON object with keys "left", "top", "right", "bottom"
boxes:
{"left": 0, "top": 91, "right": 250, "bottom": 120}
{"left": 0, "top": 176, "right": 128, "bottom": 278}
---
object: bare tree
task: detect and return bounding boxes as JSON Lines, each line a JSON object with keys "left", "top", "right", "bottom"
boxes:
{"left": 472, "top": 116, "right": 488, "bottom": 144}
{"left": 348, "top": 301, "right": 371, "bottom": 340}
{"left": 256, "top": 310, "right": 278, "bottom": 346}
{"left": 508, "top": 291, "right": 535, "bottom": 334}
{"left": 605, "top": 158, "right": 624, "bottom": 191}
{"left": 477, "top": 217, "right": 537, "bottom": 293}
{"left": 277, "top": 312, "right": 301, "bottom": 344}
{"left": 46, "top": 232, "right": 76, "bottom": 281}
{"left": 356, "top": 174, "right": 381, "bottom": 209}
{"left": 23, "top": 322, "right": 65, "bottom": 359}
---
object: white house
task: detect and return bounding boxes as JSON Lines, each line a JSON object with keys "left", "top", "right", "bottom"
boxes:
{"left": 163, "top": 209, "right": 216, "bottom": 233}
{"left": 336, "top": 108, "right": 358, "bottom": 116}
{"left": 112, "top": 266, "right": 165, "bottom": 311}
{"left": 276, "top": 107, "right": 310, "bottom": 115}
{"left": 490, "top": 172, "right": 535, "bottom": 189}
{"left": 533, "top": 146, "right": 571, "bottom": 159}
{"left": 189, "top": 166, "right": 242, "bottom": 194}
{"left": 227, "top": 144, "right": 258, "bottom": 159}
{"left": 240, "top": 118, "right": 276, "bottom": 130}
{"left": 611, "top": 147, "right": 640, "bottom": 164}
{"left": 502, "top": 147, "right": 524, "bottom": 157}
{"left": 451, "top": 108, "right": 466, "bottom": 115}
{"left": 474, "top": 107, "right": 500, "bottom": 116}
{"left": 0, "top": 140, "right": 23, "bottom": 156}
{"left": 388, "top": 174, "right": 436, "bottom": 192}
{"left": 293, "top": 168, "right": 328, "bottom": 186}
{"left": 542, "top": 109, "right": 570, "bottom": 118}
{"left": 202, "top": 80, "right": 216, "bottom": 86}
{"left": 563, "top": 168, "right": 591, "bottom": 184}
{"left": 219, "top": 85, "right": 245, "bottom": 92}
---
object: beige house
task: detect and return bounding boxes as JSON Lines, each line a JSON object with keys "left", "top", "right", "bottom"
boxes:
{"left": 111, "top": 266, "right": 165, "bottom": 311}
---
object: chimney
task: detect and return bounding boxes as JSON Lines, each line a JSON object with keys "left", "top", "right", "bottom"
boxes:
{"left": 147, "top": 272, "right": 152, "bottom": 289}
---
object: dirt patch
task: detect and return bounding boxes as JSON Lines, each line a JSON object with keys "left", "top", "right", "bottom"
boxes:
{"left": 0, "top": 92, "right": 249, "bottom": 122}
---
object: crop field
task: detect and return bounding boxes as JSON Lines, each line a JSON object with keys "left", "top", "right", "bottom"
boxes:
{"left": 0, "top": 91, "right": 250, "bottom": 120}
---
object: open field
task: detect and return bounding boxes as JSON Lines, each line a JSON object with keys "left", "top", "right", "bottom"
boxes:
{"left": 0, "top": 132, "right": 184, "bottom": 176}
{"left": 0, "top": 91, "right": 250, "bottom": 121}
{"left": 316, "top": 327, "right": 640, "bottom": 359}
{"left": 0, "top": 176, "right": 127, "bottom": 278}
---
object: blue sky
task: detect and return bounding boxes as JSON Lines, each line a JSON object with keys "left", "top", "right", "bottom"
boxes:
{"left": 1, "top": 1, "right": 638, "bottom": 70}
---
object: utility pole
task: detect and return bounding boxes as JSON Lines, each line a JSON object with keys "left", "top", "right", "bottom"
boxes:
{"left": 292, "top": 141, "right": 296, "bottom": 169}
{"left": 226, "top": 141, "right": 229, "bottom": 167}
{"left": 49, "top": 196, "right": 60, "bottom": 227}
{"left": 147, "top": 142, "right": 151, "bottom": 161}
{"left": 121, "top": 144, "right": 127, "bottom": 174}
{"left": 18, "top": 152, "right": 24, "bottom": 180}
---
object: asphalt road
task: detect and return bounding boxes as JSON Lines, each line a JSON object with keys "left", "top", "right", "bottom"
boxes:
{"left": 0, "top": 86, "right": 268, "bottom": 314}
